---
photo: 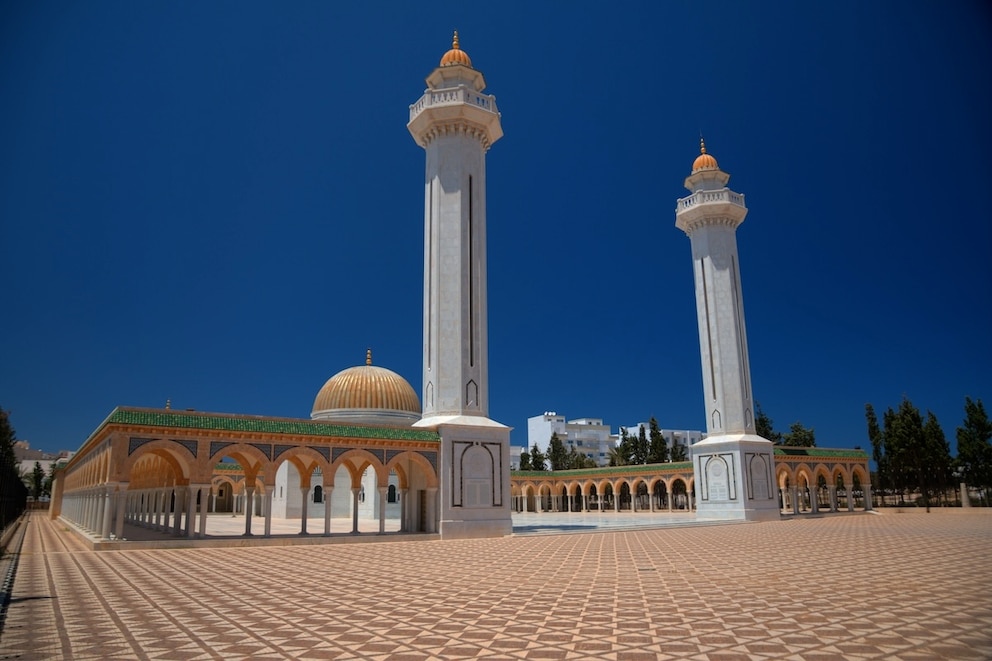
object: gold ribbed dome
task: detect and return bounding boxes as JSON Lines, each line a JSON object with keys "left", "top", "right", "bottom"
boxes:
{"left": 692, "top": 138, "right": 719, "bottom": 172}
{"left": 439, "top": 30, "right": 472, "bottom": 67}
{"left": 311, "top": 350, "right": 421, "bottom": 425}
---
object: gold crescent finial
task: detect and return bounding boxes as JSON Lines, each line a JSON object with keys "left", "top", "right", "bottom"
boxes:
{"left": 699, "top": 136, "right": 707, "bottom": 154}
{"left": 165, "top": 398, "right": 171, "bottom": 410}
{"left": 366, "top": 348, "right": 372, "bottom": 366}
{"left": 452, "top": 30, "right": 460, "bottom": 50}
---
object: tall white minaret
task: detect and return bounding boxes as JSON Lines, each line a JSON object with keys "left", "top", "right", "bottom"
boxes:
{"left": 407, "top": 31, "right": 502, "bottom": 422}
{"left": 676, "top": 139, "right": 755, "bottom": 436}
{"left": 676, "top": 140, "right": 779, "bottom": 521}
{"left": 408, "top": 34, "right": 511, "bottom": 539}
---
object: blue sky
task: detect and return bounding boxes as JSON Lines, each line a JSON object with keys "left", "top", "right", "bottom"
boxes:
{"left": 2, "top": 2, "right": 989, "bottom": 455}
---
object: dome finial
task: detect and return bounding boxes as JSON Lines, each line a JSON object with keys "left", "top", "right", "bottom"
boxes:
{"left": 440, "top": 30, "right": 472, "bottom": 67}
{"left": 366, "top": 348, "right": 372, "bottom": 366}
{"left": 165, "top": 398, "right": 171, "bottom": 410}
{"left": 700, "top": 136, "right": 707, "bottom": 155}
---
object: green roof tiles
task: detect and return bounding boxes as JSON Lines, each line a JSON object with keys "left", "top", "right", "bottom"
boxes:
{"left": 106, "top": 407, "right": 440, "bottom": 442}
{"left": 513, "top": 462, "right": 693, "bottom": 478}
{"left": 773, "top": 447, "right": 867, "bottom": 459}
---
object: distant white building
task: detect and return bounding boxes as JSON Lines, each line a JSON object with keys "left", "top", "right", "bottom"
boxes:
{"left": 526, "top": 413, "right": 615, "bottom": 467}
{"left": 619, "top": 422, "right": 702, "bottom": 460}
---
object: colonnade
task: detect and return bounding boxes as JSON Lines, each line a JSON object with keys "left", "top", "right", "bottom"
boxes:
{"left": 779, "top": 483, "right": 873, "bottom": 515}
{"left": 60, "top": 483, "right": 436, "bottom": 540}
{"left": 512, "top": 490, "right": 696, "bottom": 514}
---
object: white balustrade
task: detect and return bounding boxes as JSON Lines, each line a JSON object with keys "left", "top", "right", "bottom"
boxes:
{"left": 409, "top": 85, "right": 499, "bottom": 121}
{"left": 676, "top": 189, "right": 747, "bottom": 211}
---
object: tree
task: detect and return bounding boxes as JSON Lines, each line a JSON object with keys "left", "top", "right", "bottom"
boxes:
{"left": 1, "top": 407, "right": 28, "bottom": 530}
{"left": 529, "top": 443, "right": 547, "bottom": 472}
{"left": 519, "top": 449, "right": 532, "bottom": 471}
{"left": 955, "top": 397, "right": 992, "bottom": 505}
{"left": 755, "top": 402, "right": 782, "bottom": 444}
{"left": 547, "top": 432, "right": 569, "bottom": 471}
{"left": 866, "top": 403, "right": 887, "bottom": 505}
{"left": 647, "top": 417, "right": 669, "bottom": 464}
{"left": 884, "top": 397, "right": 951, "bottom": 510}
{"left": 566, "top": 447, "right": 596, "bottom": 469}
{"left": 782, "top": 422, "right": 816, "bottom": 447}
{"left": 670, "top": 441, "right": 688, "bottom": 462}
{"left": 43, "top": 462, "right": 56, "bottom": 497}
{"left": 922, "top": 411, "right": 951, "bottom": 510}
{"left": 632, "top": 425, "right": 649, "bottom": 464}
{"left": 31, "top": 461, "right": 45, "bottom": 500}
{"left": 611, "top": 428, "right": 633, "bottom": 466}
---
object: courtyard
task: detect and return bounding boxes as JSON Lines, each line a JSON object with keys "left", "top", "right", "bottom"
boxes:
{"left": 1, "top": 510, "right": 990, "bottom": 660}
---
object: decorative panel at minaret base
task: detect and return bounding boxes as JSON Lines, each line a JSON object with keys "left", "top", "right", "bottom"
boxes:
{"left": 691, "top": 434, "right": 781, "bottom": 522}
{"left": 425, "top": 417, "right": 512, "bottom": 539}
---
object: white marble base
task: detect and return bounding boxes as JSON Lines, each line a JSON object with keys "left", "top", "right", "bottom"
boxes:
{"left": 692, "top": 434, "right": 781, "bottom": 522}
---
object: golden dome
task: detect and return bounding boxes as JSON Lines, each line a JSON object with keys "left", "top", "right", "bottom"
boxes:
{"left": 311, "top": 350, "right": 421, "bottom": 425}
{"left": 439, "top": 31, "right": 472, "bottom": 67}
{"left": 692, "top": 138, "right": 719, "bottom": 173}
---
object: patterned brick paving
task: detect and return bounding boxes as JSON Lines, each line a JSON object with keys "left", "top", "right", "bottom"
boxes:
{"left": 2, "top": 511, "right": 990, "bottom": 660}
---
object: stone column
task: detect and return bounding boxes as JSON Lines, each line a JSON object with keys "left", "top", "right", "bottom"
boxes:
{"left": 399, "top": 488, "right": 408, "bottom": 533}
{"left": 95, "top": 488, "right": 107, "bottom": 537}
{"left": 184, "top": 487, "right": 195, "bottom": 538}
{"left": 243, "top": 486, "right": 255, "bottom": 536}
{"left": 845, "top": 485, "right": 855, "bottom": 512}
{"left": 323, "top": 486, "right": 334, "bottom": 536}
{"left": 791, "top": 486, "right": 800, "bottom": 515}
{"left": 583, "top": 494, "right": 589, "bottom": 512}
{"left": 100, "top": 485, "right": 114, "bottom": 539}
{"left": 299, "top": 486, "right": 310, "bottom": 535}
{"left": 828, "top": 485, "right": 838, "bottom": 512}
{"left": 172, "top": 487, "right": 185, "bottom": 536}
{"left": 263, "top": 489, "right": 272, "bottom": 537}
{"left": 810, "top": 489, "right": 819, "bottom": 514}
{"left": 115, "top": 486, "right": 127, "bottom": 540}
{"left": 197, "top": 485, "right": 209, "bottom": 537}
{"left": 378, "top": 487, "right": 388, "bottom": 534}
{"left": 351, "top": 487, "right": 361, "bottom": 534}
{"left": 864, "top": 484, "right": 873, "bottom": 511}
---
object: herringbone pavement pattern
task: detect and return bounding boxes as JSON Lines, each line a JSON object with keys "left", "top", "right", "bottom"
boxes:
{"left": 2, "top": 511, "right": 990, "bottom": 660}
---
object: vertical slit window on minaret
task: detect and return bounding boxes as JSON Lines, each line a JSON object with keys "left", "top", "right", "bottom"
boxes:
{"left": 731, "top": 257, "right": 749, "bottom": 401}
{"left": 701, "top": 259, "right": 717, "bottom": 401}
{"left": 469, "top": 175, "right": 475, "bottom": 368}
{"left": 428, "top": 179, "right": 433, "bottom": 369}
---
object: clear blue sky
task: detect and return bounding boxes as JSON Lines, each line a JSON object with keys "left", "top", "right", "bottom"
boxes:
{"left": 2, "top": 2, "right": 989, "bottom": 455}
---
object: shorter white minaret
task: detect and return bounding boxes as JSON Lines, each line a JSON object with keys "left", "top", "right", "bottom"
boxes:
{"left": 676, "top": 139, "right": 779, "bottom": 521}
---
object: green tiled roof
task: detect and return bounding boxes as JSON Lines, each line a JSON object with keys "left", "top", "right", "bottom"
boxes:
{"left": 513, "top": 462, "right": 693, "bottom": 478}
{"left": 104, "top": 407, "right": 440, "bottom": 442}
{"left": 773, "top": 447, "right": 867, "bottom": 459}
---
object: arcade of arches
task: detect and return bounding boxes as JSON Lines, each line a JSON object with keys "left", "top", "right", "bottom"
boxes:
{"left": 510, "top": 447, "right": 872, "bottom": 515}
{"left": 52, "top": 408, "right": 442, "bottom": 542}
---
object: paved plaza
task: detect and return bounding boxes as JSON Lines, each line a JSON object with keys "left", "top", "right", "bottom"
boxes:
{"left": 1, "top": 511, "right": 991, "bottom": 660}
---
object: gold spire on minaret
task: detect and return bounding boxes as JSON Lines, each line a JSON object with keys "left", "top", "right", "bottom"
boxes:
{"left": 440, "top": 30, "right": 473, "bottom": 67}
{"left": 692, "top": 136, "right": 719, "bottom": 172}
{"left": 366, "top": 348, "right": 373, "bottom": 366}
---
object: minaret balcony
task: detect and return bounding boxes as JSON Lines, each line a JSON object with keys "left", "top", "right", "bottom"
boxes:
{"left": 408, "top": 85, "right": 502, "bottom": 148}
{"left": 675, "top": 189, "right": 748, "bottom": 232}
{"left": 409, "top": 85, "right": 499, "bottom": 121}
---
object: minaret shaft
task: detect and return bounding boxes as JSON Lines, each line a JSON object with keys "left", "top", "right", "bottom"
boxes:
{"left": 422, "top": 134, "right": 489, "bottom": 417}
{"left": 689, "top": 226, "right": 754, "bottom": 435}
